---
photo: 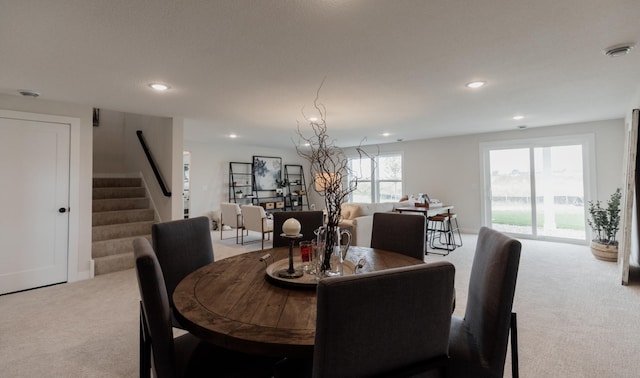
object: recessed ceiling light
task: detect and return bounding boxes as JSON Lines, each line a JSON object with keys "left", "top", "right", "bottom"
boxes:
{"left": 513, "top": 115, "right": 524, "bottom": 120}
{"left": 304, "top": 142, "right": 311, "bottom": 147}
{"left": 382, "top": 132, "right": 391, "bottom": 137}
{"left": 149, "top": 83, "right": 170, "bottom": 91}
{"left": 308, "top": 117, "right": 318, "bottom": 122}
{"left": 466, "top": 81, "right": 486, "bottom": 89}
{"left": 603, "top": 43, "right": 635, "bottom": 58}
{"left": 229, "top": 133, "right": 237, "bottom": 139}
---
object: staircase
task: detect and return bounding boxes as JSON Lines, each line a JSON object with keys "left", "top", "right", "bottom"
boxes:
{"left": 92, "top": 177, "right": 156, "bottom": 275}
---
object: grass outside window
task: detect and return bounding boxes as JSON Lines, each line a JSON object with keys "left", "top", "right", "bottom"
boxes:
{"left": 492, "top": 210, "right": 584, "bottom": 230}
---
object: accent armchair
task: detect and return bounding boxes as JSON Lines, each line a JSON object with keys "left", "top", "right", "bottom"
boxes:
{"left": 240, "top": 205, "right": 274, "bottom": 249}
{"left": 220, "top": 202, "right": 245, "bottom": 243}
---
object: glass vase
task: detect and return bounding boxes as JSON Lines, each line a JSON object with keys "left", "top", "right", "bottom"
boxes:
{"left": 315, "top": 224, "right": 351, "bottom": 277}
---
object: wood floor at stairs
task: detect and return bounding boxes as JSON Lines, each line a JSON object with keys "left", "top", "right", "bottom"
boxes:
{"left": 92, "top": 177, "right": 156, "bottom": 275}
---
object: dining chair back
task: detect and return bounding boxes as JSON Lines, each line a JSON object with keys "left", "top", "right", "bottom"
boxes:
{"left": 134, "top": 237, "right": 183, "bottom": 378}
{"left": 272, "top": 210, "right": 324, "bottom": 247}
{"left": 151, "top": 216, "right": 214, "bottom": 328}
{"left": 240, "top": 205, "right": 274, "bottom": 249}
{"left": 134, "top": 237, "right": 278, "bottom": 378}
{"left": 220, "top": 202, "right": 245, "bottom": 243}
{"left": 370, "top": 212, "right": 426, "bottom": 260}
{"left": 446, "top": 226, "right": 522, "bottom": 378}
{"left": 313, "top": 262, "right": 455, "bottom": 378}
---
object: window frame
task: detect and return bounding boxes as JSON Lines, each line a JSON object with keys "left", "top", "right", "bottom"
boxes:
{"left": 479, "top": 134, "right": 596, "bottom": 244}
{"left": 347, "top": 152, "right": 403, "bottom": 203}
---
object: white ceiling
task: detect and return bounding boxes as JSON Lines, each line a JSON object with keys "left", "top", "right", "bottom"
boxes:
{"left": 2, "top": 0, "right": 640, "bottom": 148}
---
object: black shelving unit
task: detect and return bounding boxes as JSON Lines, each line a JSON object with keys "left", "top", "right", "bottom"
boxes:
{"left": 284, "top": 164, "right": 309, "bottom": 210}
{"left": 251, "top": 177, "right": 285, "bottom": 214}
{"left": 228, "top": 162, "right": 253, "bottom": 204}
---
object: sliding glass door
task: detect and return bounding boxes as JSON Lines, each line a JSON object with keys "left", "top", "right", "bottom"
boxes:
{"left": 482, "top": 136, "right": 594, "bottom": 242}
{"left": 488, "top": 148, "right": 534, "bottom": 235}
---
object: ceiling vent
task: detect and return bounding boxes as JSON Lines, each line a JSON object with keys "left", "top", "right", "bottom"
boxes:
{"left": 603, "top": 43, "right": 635, "bottom": 57}
{"left": 18, "top": 90, "right": 40, "bottom": 97}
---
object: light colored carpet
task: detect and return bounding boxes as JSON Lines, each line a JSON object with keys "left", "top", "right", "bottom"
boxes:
{"left": 1, "top": 230, "right": 639, "bottom": 377}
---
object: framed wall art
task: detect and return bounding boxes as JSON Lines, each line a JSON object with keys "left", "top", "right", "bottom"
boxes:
{"left": 252, "top": 155, "right": 282, "bottom": 191}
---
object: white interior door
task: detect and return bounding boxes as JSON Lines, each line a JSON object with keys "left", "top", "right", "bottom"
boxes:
{"left": 0, "top": 117, "right": 70, "bottom": 295}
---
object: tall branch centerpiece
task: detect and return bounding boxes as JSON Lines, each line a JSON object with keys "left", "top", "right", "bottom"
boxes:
{"left": 295, "top": 87, "right": 362, "bottom": 274}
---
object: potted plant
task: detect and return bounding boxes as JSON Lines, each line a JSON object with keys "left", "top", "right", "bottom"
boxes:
{"left": 587, "top": 188, "right": 621, "bottom": 261}
{"left": 235, "top": 189, "right": 244, "bottom": 199}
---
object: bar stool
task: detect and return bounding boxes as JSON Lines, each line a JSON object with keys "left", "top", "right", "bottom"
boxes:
{"left": 427, "top": 212, "right": 462, "bottom": 255}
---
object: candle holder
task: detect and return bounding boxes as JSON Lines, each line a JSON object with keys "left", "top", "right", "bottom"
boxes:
{"left": 276, "top": 233, "right": 304, "bottom": 279}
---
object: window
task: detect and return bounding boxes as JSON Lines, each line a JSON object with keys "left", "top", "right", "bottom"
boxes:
{"left": 480, "top": 135, "right": 595, "bottom": 243}
{"left": 348, "top": 154, "right": 403, "bottom": 203}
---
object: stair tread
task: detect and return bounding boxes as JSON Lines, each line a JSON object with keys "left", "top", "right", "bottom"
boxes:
{"left": 92, "top": 176, "right": 151, "bottom": 275}
{"left": 93, "top": 253, "right": 135, "bottom": 275}
{"left": 92, "top": 209, "right": 155, "bottom": 226}
{"left": 93, "top": 208, "right": 153, "bottom": 215}
{"left": 92, "top": 234, "right": 152, "bottom": 244}
{"left": 92, "top": 234, "right": 151, "bottom": 258}
{"left": 93, "top": 178, "right": 142, "bottom": 188}
{"left": 93, "top": 197, "right": 147, "bottom": 201}
{"left": 92, "top": 197, "right": 150, "bottom": 213}
{"left": 93, "top": 220, "right": 156, "bottom": 229}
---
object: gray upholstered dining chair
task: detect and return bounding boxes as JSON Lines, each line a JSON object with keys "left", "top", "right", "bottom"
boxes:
{"left": 151, "top": 216, "right": 214, "bottom": 329}
{"left": 446, "top": 226, "right": 522, "bottom": 378}
{"left": 134, "top": 237, "right": 277, "bottom": 378}
{"left": 312, "top": 262, "right": 456, "bottom": 378}
{"left": 370, "top": 212, "right": 426, "bottom": 260}
{"left": 272, "top": 210, "right": 324, "bottom": 247}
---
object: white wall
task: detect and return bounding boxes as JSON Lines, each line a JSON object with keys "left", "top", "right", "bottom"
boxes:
{"left": 0, "top": 94, "right": 93, "bottom": 280}
{"left": 93, "top": 109, "right": 177, "bottom": 221}
{"left": 171, "top": 118, "right": 185, "bottom": 220}
{"left": 93, "top": 109, "right": 126, "bottom": 173}
{"left": 123, "top": 112, "right": 175, "bottom": 221}
{"left": 0, "top": 88, "right": 628, "bottom": 283}
{"left": 345, "top": 118, "right": 625, "bottom": 234}
{"left": 183, "top": 139, "right": 312, "bottom": 222}
{"left": 186, "top": 119, "right": 624, "bottom": 235}
{"left": 626, "top": 90, "right": 640, "bottom": 265}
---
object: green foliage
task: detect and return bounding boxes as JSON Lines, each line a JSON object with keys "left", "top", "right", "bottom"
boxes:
{"left": 491, "top": 211, "right": 585, "bottom": 230}
{"left": 587, "top": 188, "right": 622, "bottom": 245}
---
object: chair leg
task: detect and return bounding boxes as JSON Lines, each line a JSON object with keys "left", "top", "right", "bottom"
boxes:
{"left": 511, "top": 311, "right": 519, "bottom": 378}
{"left": 139, "top": 302, "right": 151, "bottom": 378}
{"left": 447, "top": 216, "right": 463, "bottom": 247}
{"left": 427, "top": 218, "right": 452, "bottom": 256}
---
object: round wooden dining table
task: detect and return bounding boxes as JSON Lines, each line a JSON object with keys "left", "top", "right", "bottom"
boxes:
{"left": 172, "top": 245, "right": 424, "bottom": 358}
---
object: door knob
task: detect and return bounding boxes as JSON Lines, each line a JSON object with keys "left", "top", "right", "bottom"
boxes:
{"left": 58, "top": 207, "right": 67, "bottom": 213}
